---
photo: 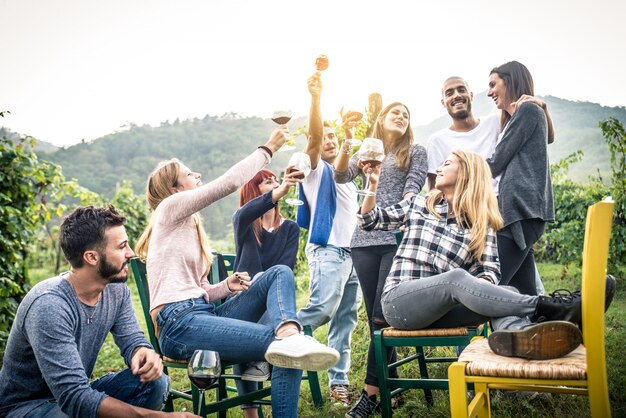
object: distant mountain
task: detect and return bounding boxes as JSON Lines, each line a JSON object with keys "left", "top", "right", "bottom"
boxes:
{"left": 7, "top": 98, "right": 624, "bottom": 240}
{"left": 0, "top": 127, "right": 59, "bottom": 153}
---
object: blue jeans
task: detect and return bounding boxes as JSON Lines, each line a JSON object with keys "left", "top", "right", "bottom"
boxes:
{"left": 381, "top": 268, "right": 538, "bottom": 330}
{"left": 297, "top": 246, "right": 362, "bottom": 386}
{"left": 22, "top": 369, "right": 169, "bottom": 417}
{"left": 156, "top": 265, "right": 303, "bottom": 418}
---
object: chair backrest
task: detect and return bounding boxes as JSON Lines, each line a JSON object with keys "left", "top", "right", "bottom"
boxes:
{"left": 129, "top": 257, "right": 162, "bottom": 354}
{"left": 581, "top": 199, "right": 614, "bottom": 414}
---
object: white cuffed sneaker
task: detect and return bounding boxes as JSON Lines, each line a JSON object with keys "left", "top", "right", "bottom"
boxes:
{"left": 264, "top": 333, "right": 339, "bottom": 371}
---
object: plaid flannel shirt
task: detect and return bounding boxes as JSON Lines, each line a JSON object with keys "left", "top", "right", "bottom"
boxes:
{"left": 358, "top": 195, "right": 500, "bottom": 295}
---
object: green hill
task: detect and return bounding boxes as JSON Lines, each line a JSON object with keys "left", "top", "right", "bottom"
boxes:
{"left": 5, "top": 98, "right": 624, "bottom": 240}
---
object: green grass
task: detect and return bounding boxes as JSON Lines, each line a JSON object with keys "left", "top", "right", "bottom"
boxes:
{"left": 28, "top": 263, "right": 625, "bottom": 417}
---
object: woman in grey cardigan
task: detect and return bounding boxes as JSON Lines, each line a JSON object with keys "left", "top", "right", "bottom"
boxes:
{"left": 486, "top": 60, "right": 554, "bottom": 295}
{"left": 334, "top": 102, "right": 427, "bottom": 417}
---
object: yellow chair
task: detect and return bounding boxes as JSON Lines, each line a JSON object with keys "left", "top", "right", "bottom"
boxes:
{"left": 448, "top": 199, "right": 615, "bottom": 418}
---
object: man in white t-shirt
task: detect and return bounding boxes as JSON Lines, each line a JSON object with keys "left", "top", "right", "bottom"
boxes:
{"left": 426, "top": 76, "right": 501, "bottom": 190}
{"left": 426, "top": 76, "right": 548, "bottom": 297}
{"left": 296, "top": 72, "right": 362, "bottom": 407}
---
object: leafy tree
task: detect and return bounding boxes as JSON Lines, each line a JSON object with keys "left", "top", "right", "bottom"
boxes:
{"left": 0, "top": 133, "right": 68, "bottom": 359}
{"left": 599, "top": 118, "right": 626, "bottom": 274}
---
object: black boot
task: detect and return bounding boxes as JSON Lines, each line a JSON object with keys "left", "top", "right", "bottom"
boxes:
{"left": 531, "top": 289, "right": 582, "bottom": 328}
{"left": 488, "top": 321, "right": 582, "bottom": 360}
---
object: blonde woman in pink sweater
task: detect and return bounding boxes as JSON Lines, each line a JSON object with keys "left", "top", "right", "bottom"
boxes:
{"left": 135, "top": 127, "right": 339, "bottom": 418}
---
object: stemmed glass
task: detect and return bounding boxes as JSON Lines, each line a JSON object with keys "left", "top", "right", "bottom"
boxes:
{"left": 188, "top": 349, "right": 221, "bottom": 416}
{"left": 272, "top": 110, "right": 296, "bottom": 152}
{"left": 285, "top": 152, "right": 311, "bottom": 205}
{"left": 356, "top": 137, "right": 385, "bottom": 196}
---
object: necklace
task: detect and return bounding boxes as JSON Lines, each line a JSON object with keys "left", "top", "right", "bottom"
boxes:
{"left": 67, "top": 272, "right": 102, "bottom": 325}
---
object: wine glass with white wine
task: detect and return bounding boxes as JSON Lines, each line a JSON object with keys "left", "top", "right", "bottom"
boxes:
{"left": 188, "top": 349, "right": 221, "bottom": 416}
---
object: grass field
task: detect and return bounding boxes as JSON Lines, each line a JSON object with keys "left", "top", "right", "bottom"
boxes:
{"left": 27, "top": 262, "right": 625, "bottom": 417}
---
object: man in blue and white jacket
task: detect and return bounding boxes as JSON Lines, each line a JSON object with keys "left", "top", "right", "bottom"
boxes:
{"left": 296, "top": 72, "right": 362, "bottom": 407}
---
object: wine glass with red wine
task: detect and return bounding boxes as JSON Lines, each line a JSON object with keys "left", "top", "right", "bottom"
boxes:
{"left": 356, "top": 137, "right": 385, "bottom": 196}
{"left": 272, "top": 110, "right": 296, "bottom": 152}
{"left": 285, "top": 152, "right": 311, "bottom": 205}
{"left": 188, "top": 349, "right": 221, "bottom": 415}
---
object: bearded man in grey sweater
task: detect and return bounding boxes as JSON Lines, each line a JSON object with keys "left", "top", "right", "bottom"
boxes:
{"left": 0, "top": 205, "right": 197, "bottom": 418}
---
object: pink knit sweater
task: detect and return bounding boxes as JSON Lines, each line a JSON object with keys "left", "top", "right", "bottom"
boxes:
{"left": 147, "top": 148, "right": 271, "bottom": 313}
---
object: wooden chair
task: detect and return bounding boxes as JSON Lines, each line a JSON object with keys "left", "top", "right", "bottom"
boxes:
{"left": 374, "top": 324, "right": 487, "bottom": 417}
{"left": 448, "top": 199, "right": 615, "bottom": 418}
{"left": 130, "top": 254, "right": 323, "bottom": 417}
{"left": 206, "top": 253, "right": 324, "bottom": 411}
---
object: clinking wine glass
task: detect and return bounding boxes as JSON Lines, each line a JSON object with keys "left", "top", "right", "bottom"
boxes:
{"left": 285, "top": 152, "right": 311, "bottom": 205}
{"left": 272, "top": 110, "right": 296, "bottom": 152}
{"left": 188, "top": 349, "right": 221, "bottom": 416}
{"left": 356, "top": 137, "right": 385, "bottom": 196}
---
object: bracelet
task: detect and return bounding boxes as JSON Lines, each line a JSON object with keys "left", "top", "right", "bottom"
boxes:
{"left": 258, "top": 145, "right": 273, "bottom": 158}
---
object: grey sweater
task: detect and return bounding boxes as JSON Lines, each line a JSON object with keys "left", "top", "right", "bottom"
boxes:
{"left": 0, "top": 275, "right": 152, "bottom": 418}
{"left": 488, "top": 102, "right": 554, "bottom": 227}
{"left": 334, "top": 144, "right": 427, "bottom": 248}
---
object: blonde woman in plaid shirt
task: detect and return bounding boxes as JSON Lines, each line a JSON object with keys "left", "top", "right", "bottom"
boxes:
{"left": 358, "top": 150, "right": 585, "bottom": 361}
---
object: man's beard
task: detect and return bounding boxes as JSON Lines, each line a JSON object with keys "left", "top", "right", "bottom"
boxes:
{"left": 98, "top": 253, "right": 129, "bottom": 283}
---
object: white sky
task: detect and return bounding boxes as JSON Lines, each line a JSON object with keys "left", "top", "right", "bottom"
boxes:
{"left": 1, "top": 0, "right": 625, "bottom": 147}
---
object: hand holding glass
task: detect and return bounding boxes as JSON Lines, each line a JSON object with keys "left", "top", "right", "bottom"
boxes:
{"left": 188, "top": 350, "right": 221, "bottom": 415}
{"left": 356, "top": 138, "right": 385, "bottom": 196}
{"left": 272, "top": 110, "right": 296, "bottom": 152}
{"left": 285, "top": 152, "right": 311, "bottom": 205}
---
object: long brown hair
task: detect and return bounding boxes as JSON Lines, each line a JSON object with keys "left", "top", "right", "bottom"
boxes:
{"left": 490, "top": 61, "right": 535, "bottom": 130}
{"left": 135, "top": 158, "right": 213, "bottom": 276}
{"left": 370, "top": 102, "right": 414, "bottom": 170}
{"left": 426, "top": 150, "right": 503, "bottom": 260}
{"left": 239, "top": 169, "right": 282, "bottom": 245}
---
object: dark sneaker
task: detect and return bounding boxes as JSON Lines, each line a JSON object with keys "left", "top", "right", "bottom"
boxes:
{"left": 488, "top": 321, "right": 582, "bottom": 360}
{"left": 241, "top": 361, "right": 271, "bottom": 382}
{"left": 345, "top": 389, "right": 380, "bottom": 418}
{"left": 531, "top": 289, "right": 582, "bottom": 328}
{"left": 330, "top": 384, "right": 351, "bottom": 407}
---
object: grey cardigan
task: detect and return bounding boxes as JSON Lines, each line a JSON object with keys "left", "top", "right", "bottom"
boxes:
{"left": 488, "top": 102, "right": 554, "bottom": 227}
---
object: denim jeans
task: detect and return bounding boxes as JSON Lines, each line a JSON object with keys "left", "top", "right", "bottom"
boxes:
{"left": 156, "top": 265, "right": 303, "bottom": 418}
{"left": 381, "top": 268, "right": 539, "bottom": 330}
{"left": 22, "top": 369, "right": 169, "bottom": 418}
{"left": 297, "top": 245, "right": 362, "bottom": 386}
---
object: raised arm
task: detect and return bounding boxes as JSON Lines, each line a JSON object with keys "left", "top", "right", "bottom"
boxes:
{"left": 158, "top": 128, "right": 288, "bottom": 224}
{"left": 304, "top": 72, "right": 324, "bottom": 170}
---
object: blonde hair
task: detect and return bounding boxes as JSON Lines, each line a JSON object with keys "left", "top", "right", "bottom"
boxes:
{"left": 426, "top": 150, "right": 503, "bottom": 260}
{"left": 135, "top": 158, "right": 214, "bottom": 276}
{"left": 370, "top": 102, "right": 414, "bottom": 171}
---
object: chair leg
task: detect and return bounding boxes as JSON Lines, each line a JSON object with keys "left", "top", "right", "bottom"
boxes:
{"left": 473, "top": 382, "right": 491, "bottom": 418}
{"left": 374, "top": 331, "right": 393, "bottom": 418}
{"left": 416, "top": 346, "right": 434, "bottom": 406}
{"left": 448, "top": 362, "right": 469, "bottom": 418}
{"left": 306, "top": 370, "right": 324, "bottom": 407}
{"left": 303, "top": 325, "right": 324, "bottom": 407}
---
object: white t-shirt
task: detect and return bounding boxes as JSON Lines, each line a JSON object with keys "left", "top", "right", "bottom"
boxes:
{"left": 301, "top": 161, "right": 359, "bottom": 252}
{"left": 426, "top": 113, "right": 501, "bottom": 174}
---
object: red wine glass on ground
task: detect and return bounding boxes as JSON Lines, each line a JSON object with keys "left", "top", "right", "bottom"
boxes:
{"left": 285, "top": 152, "right": 311, "bottom": 205}
{"left": 188, "top": 349, "right": 221, "bottom": 415}
{"left": 356, "top": 137, "right": 385, "bottom": 196}
{"left": 272, "top": 110, "right": 296, "bottom": 152}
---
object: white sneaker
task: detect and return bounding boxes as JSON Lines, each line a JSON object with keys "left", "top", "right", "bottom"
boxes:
{"left": 264, "top": 333, "right": 339, "bottom": 371}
